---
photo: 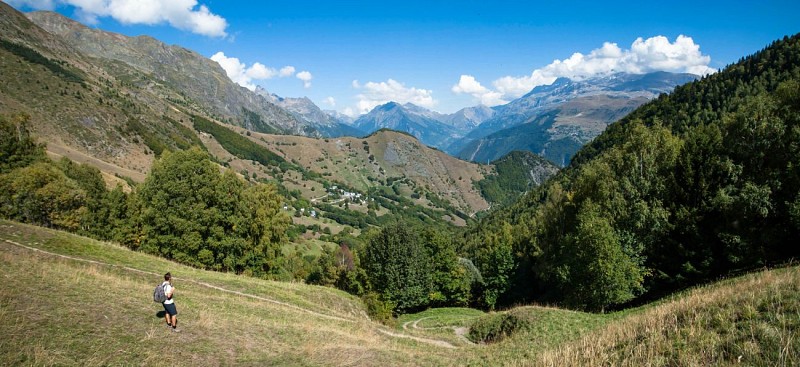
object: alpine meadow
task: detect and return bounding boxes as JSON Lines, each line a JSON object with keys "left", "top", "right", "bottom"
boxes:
{"left": 1, "top": 1, "right": 799, "bottom": 365}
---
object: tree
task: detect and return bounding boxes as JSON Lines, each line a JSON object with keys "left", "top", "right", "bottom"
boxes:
{"left": 422, "top": 229, "right": 471, "bottom": 307}
{"left": 0, "top": 162, "right": 86, "bottom": 230}
{"left": 363, "top": 222, "right": 433, "bottom": 313}
{"left": 134, "top": 148, "right": 222, "bottom": 266}
{"left": 239, "top": 182, "right": 291, "bottom": 276}
{"left": 131, "top": 147, "right": 290, "bottom": 276}
{"left": 558, "top": 200, "right": 646, "bottom": 312}
{"left": 474, "top": 222, "right": 516, "bottom": 309}
{"left": 0, "top": 114, "right": 45, "bottom": 174}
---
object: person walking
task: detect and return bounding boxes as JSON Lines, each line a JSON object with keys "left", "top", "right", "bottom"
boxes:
{"left": 162, "top": 272, "right": 179, "bottom": 332}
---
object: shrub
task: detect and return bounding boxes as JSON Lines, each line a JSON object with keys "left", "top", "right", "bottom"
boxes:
{"left": 468, "top": 309, "right": 536, "bottom": 344}
{"left": 361, "top": 292, "right": 396, "bottom": 327}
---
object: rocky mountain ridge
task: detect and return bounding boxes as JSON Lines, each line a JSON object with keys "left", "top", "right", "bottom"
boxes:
{"left": 257, "top": 87, "right": 364, "bottom": 137}
{"left": 448, "top": 72, "right": 699, "bottom": 165}
{"left": 25, "top": 10, "right": 317, "bottom": 136}
{"left": 353, "top": 102, "right": 463, "bottom": 150}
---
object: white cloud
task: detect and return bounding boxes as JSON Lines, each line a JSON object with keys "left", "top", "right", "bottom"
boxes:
{"left": 353, "top": 79, "right": 437, "bottom": 114}
{"left": 451, "top": 75, "right": 507, "bottom": 106}
{"left": 296, "top": 71, "right": 313, "bottom": 88}
{"left": 342, "top": 107, "right": 356, "bottom": 118}
{"left": 279, "top": 66, "right": 296, "bottom": 77}
{"left": 456, "top": 35, "right": 716, "bottom": 102}
{"left": 11, "top": 0, "right": 228, "bottom": 37}
{"left": 210, "top": 52, "right": 298, "bottom": 91}
{"left": 246, "top": 62, "right": 277, "bottom": 79}
{"left": 323, "top": 97, "right": 336, "bottom": 107}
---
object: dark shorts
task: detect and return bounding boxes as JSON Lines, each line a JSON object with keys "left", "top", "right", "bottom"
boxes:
{"left": 163, "top": 302, "right": 178, "bottom": 316}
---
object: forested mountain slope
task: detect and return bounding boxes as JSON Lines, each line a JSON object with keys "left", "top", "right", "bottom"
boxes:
{"left": 463, "top": 34, "right": 800, "bottom": 311}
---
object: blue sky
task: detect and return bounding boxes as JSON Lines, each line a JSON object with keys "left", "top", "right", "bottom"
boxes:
{"left": 7, "top": 0, "right": 800, "bottom": 115}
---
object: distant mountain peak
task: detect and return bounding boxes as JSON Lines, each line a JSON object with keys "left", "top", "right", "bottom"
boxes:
{"left": 450, "top": 71, "right": 699, "bottom": 165}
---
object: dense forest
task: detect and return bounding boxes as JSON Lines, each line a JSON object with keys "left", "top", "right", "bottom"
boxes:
{"left": 2, "top": 34, "right": 798, "bottom": 319}
{"left": 460, "top": 34, "right": 800, "bottom": 311}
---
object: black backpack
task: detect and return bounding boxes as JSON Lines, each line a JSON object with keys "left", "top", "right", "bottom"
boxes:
{"left": 153, "top": 283, "right": 167, "bottom": 303}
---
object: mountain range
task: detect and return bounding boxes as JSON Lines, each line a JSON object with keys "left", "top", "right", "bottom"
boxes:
{"left": 257, "top": 87, "right": 364, "bottom": 137}
{"left": 0, "top": 3, "right": 560, "bottom": 220}
{"left": 0, "top": 2, "right": 694, "bottom": 218}
{"left": 448, "top": 72, "right": 699, "bottom": 165}
{"left": 347, "top": 72, "right": 697, "bottom": 165}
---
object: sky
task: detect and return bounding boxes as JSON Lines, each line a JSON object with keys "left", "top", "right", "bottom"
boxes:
{"left": 6, "top": 0, "right": 800, "bottom": 116}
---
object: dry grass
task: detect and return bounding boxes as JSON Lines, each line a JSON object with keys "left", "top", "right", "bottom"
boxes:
{"left": 533, "top": 267, "right": 800, "bottom": 366}
{"left": 1, "top": 220, "right": 797, "bottom": 366}
{"left": 0, "top": 221, "right": 459, "bottom": 366}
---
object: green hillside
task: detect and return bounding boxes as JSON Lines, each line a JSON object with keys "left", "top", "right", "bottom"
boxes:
{"left": 462, "top": 33, "right": 800, "bottom": 311}
{"left": 1, "top": 220, "right": 798, "bottom": 366}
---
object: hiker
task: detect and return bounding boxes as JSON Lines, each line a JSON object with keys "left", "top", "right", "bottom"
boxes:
{"left": 162, "top": 272, "right": 179, "bottom": 332}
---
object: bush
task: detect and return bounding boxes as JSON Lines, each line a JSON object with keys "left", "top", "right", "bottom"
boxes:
{"left": 467, "top": 309, "right": 536, "bottom": 344}
{"left": 361, "top": 292, "right": 396, "bottom": 327}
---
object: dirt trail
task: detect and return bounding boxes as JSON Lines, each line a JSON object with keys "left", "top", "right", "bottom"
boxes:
{"left": 1, "top": 237, "right": 459, "bottom": 349}
{"left": 402, "top": 317, "right": 476, "bottom": 346}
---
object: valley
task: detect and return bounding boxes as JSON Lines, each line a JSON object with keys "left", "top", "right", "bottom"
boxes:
{"left": 1, "top": 1, "right": 799, "bottom": 365}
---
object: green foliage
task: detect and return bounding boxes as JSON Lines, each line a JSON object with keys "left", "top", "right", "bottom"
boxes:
{"left": 465, "top": 34, "right": 800, "bottom": 312}
{"left": 476, "top": 151, "right": 558, "bottom": 207}
{"left": 361, "top": 292, "right": 396, "bottom": 326}
{"left": 472, "top": 222, "right": 516, "bottom": 309}
{"left": 0, "top": 162, "right": 86, "bottom": 230}
{"left": 162, "top": 115, "right": 205, "bottom": 151}
{"left": 0, "top": 39, "right": 83, "bottom": 83}
{"left": 422, "top": 229, "right": 472, "bottom": 307}
{"left": 359, "top": 222, "right": 474, "bottom": 314}
{"left": 468, "top": 309, "right": 537, "bottom": 344}
{"left": 556, "top": 200, "right": 646, "bottom": 311}
{"left": 130, "top": 147, "right": 290, "bottom": 276}
{"left": 124, "top": 119, "right": 167, "bottom": 156}
{"left": 0, "top": 114, "right": 45, "bottom": 174}
{"left": 241, "top": 107, "right": 280, "bottom": 134}
{"left": 192, "top": 115, "right": 295, "bottom": 172}
{"left": 363, "top": 222, "right": 433, "bottom": 313}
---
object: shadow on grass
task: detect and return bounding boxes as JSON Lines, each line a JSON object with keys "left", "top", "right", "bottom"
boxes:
{"left": 156, "top": 310, "right": 166, "bottom": 318}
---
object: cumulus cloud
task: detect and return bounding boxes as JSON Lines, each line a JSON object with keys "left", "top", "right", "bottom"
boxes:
{"left": 296, "top": 71, "right": 313, "bottom": 88}
{"left": 353, "top": 79, "right": 437, "bottom": 114}
{"left": 210, "top": 52, "right": 300, "bottom": 91}
{"left": 451, "top": 75, "right": 507, "bottom": 106}
{"left": 246, "top": 63, "right": 278, "bottom": 79}
{"left": 10, "top": 0, "right": 228, "bottom": 37}
{"left": 455, "top": 35, "right": 716, "bottom": 102}
{"left": 279, "top": 66, "right": 296, "bottom": 77}
{"left": 323, "top": 97, "right": 336, "bottom": 107}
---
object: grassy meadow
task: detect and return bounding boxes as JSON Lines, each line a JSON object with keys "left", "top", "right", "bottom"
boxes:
{"left": 1, "top": 220, "right": 797, "bottom": 366}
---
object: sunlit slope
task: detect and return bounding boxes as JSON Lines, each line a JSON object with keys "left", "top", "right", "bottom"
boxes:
{"left": 0, "top": 221, "right": 458, "bottom": 366}
{"left": 1, "top": 220, "right": 797, "bottom": 366}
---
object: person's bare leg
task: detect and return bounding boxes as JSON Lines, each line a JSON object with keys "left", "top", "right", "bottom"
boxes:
{"left": 164, "top": 312, "right": 170, "bottom": 326}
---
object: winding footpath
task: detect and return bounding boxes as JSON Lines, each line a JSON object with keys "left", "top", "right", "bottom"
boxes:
{"left": 1, "top": 236, "right": 458, "bottom": 349}
{"left": 403, "top": 317, "right": 476, "bottom": 346}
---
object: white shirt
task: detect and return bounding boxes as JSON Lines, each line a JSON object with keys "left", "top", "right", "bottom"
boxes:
{"left": 163, "top": 281, "right": 174, "bottom": 305}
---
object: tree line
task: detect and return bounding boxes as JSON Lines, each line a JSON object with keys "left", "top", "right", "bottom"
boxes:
{"left": 0, "top": 114, "right": 290, "bottom": 277}
{"left": 457, "top": 34, "right": 800, "bottom": 312}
